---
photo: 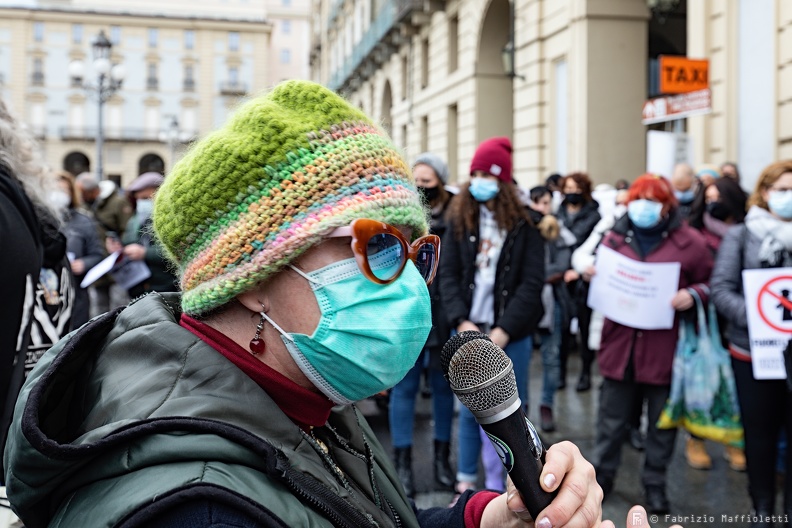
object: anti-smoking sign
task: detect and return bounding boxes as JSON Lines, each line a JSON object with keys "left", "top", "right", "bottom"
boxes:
{"left": 743, "top": 269, "right": 792, "bottom": 379}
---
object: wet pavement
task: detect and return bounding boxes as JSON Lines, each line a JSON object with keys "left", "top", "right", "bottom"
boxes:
{"left": 361, "top": 349, "right": 758, "bottom": 528}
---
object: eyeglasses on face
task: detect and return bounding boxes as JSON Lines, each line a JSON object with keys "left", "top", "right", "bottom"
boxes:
{"left": 325, "top": 218, "right": 440, "bottom": 285}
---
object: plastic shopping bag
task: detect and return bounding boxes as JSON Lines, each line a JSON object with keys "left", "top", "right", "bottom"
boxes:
{"left": 657, "top": 291, "right": 743, "bottom": 448}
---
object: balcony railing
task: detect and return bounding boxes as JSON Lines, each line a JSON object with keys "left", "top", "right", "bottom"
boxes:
{"left": 183, "top": 78, "right": 195, "bottom": 92}
{"left": 59, "top": 126, "right": 198, "bottom": 143}
{"left": 146, "top": 77, "right": 159, "bottom": 90}
{"left": 219, "top": 81, "right": 247, "bottom": 96}
{"left": 327, "top": 0, "right": 436, "bottom": 92}
{"left": 31, "top": 72, "right": 45, "bottom": 86}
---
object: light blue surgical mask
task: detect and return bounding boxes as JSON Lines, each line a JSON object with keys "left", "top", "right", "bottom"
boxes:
{"left": 674, "top": 189, "right": 695, "bottom": 204}
{"left": 469, "top": 178, "right": 500, "bottom": 202}
{"left": 769, "top": 190, "right": 792, "bottom": 220}
{"left": 136, "top": 198, "right": 154, "bottom": 220}
{"left": 261, "top": 252, "right": 432, "bottom": 404}
{"left": 628, "top": 199, "right": 663, "bottom": 228}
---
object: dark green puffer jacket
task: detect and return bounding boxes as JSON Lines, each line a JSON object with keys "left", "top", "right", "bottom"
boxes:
{"left": 3, "top": 293, "right": 422, "bottom": 528}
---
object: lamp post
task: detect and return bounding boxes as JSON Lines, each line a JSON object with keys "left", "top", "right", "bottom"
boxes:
{"left": 69, "top": 30, "right": 124, "bottom": 181}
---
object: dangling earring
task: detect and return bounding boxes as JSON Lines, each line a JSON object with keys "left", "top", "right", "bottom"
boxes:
{"left": 249, "top": 312, "right": 266, "bottom": 356}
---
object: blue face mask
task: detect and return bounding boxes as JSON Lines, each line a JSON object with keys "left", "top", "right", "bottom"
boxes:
{"left": 262, "top": 254, "right": 432, "bottom": 404}
{"left": 769, "top": 190, "right": 792, "bottom": 220}
{"left": 628, "top": 199, "right": 663, "bottom": 228}
{"left": 674, "top": 189, "right": 695, "bottom": 204}
{"left": 469, "top": 178, "right": 500, "bottom": 202}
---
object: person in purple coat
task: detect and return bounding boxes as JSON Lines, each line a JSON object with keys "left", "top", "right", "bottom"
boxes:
{"left": 589, "top": 174, "right": 713, "bottom": 515}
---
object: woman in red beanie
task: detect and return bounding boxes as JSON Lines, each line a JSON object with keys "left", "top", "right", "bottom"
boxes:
{"left": 439, "top": 136, "right": 546, "bottom": 495}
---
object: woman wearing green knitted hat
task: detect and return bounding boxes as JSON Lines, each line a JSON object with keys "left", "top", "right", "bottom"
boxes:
{"left": 4, "top": 80, "right": 610, "bottom": 528}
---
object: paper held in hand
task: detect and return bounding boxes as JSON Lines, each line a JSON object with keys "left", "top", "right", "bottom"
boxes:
{"left": 587, "top": 245, "right": 680, "bottom": 330}
{"left": 742, "top": 268, "right": 792, "bottom": 380}
{"left": 80, "top": 250, "right": 152, "bottom": 291}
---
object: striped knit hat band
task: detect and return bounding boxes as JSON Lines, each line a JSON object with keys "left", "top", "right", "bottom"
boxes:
{"left": 153, "top": 81, "right": 428, "bottom": 316}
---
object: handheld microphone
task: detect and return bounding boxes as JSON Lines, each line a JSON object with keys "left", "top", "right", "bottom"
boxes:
{"left": 441, "top": 331, "right": 556, "bottom": 519}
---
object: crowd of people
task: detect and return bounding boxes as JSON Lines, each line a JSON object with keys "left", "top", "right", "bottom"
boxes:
{"left": 0, "top": 78, "right": 787, "bottom": 528}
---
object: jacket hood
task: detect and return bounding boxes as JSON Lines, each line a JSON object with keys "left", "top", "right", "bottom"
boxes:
{"left": 3, "top": 293, "right": 303, "bottom": 526}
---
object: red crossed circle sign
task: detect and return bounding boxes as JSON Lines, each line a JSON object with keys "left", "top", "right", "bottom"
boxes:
{"left": 758, "top": 276, "right": 792, "bottom": 333}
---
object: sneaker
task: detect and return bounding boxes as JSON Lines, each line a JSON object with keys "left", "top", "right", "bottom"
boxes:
{"left": 685, "top": 437, "right": 712, "bottom": 470}
{"left": 539, "top": 405, "right": 556, "bottom": 432}
{"left": 724, "top": 446, "right": 747, "bottom": 472}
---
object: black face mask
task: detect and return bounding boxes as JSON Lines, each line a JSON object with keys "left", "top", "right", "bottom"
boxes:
{"left": 564, "top": 192, "right": 583, "bottom": 205}
{"left": 418, "top": 186, "right": 440, "bottom": 202}
{"left": 707, "top": 201, "right": 731, "bottom": 221}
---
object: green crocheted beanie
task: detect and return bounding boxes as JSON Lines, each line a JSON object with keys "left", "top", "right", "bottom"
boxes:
{"left": 152, "top": 80, "right": 429, "bottom": 315}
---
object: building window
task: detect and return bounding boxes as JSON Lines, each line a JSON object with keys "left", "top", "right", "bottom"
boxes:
{"left": 33, "top": 22, "right": 44, "bottom": 42}
{"left": 31, "top": 58, "right": 44, "bottom": 86}
{"left": 148, "top": 28, "right": 158, "bottom": 48}
{"left": 184, "top": 65, "right": 195, "bottom": 91}
{"left": 110, "top": 25, "right": 121, "bottom": 45}
{"left": 401, "top": 55, "right": 408, "bottom": 101}
{"left": 280, "top": 48, "right": 291, "bottom": 64}
{"left": 72, "top": 24, "right": 83, "bottom": 44}
{"left": 421, "top": 38, "right": 429, "bottom": 89}
{"left": 147, "top": 63, "right": 158, "bottom": 90}
{"left": 185, "top": 29, "right": 195, "bottom": 50}
{"left": 448, "top": 16, "right": 458, "bottom": 73}
{"left": 229, "top": 66, "right": 239, "bottom": 85}
{"left": 282, "top": 0, "right": 291, "bottom": 5}
{"left": 282, "top": 20, "right": 291, "bottom": 35}
{"left": 447, "top": 104, "right": 458, "bottom": 181}
{"left": 420, "top": 115, "right": 428, "bottom": 152}
{"left": 229, "top": 32, "right": 240, "bottom": 52}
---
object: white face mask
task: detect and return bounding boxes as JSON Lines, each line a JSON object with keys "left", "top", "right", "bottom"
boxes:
{"left": 50, "top": 190, "right": 71, "bottom": 211}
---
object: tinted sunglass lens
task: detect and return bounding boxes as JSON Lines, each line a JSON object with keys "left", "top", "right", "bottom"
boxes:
{"left": 367, "top": 233, "right": 405, "bottom": 281}
{"left": 415, "top": 242, "right": 436, "bottom": 282}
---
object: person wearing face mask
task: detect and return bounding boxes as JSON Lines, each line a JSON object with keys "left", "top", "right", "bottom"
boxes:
{"left": 388, "top": 152, "right": 456, "bottom": 497}
{"left": 4, "top": 82, "right": 614, "bottom": 528}
{"left": 676, "top": 176, "right": 749, "bottom": 474}
{"left": 54, "top": 171, "right": 105, "bottom": 328}
{"left": 670, "top": 163, "right": 699, "bottom": 220}
{"left": 711, "top": 160, "right": 792, "bottom": 525}
{"left": 106, "top": 171, "right": 179, "bottom": 298}
{"left": 440, "top": 136, "right": 546, "bottom": 496}
{"left": 591, "top": 174, "right": 713, "bottom": 515}
{"left": 555, "top": 172, "right": 601, "bottom": 392}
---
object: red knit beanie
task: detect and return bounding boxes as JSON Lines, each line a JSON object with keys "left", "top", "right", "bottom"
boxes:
{"left": 469, "top": 136, "right": 513, "bottom": 182}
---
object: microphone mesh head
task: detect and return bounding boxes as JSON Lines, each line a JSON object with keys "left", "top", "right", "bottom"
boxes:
{"left": 440, "top": 331, "right": 491, "bottom": 380}
{"left": 446, "top": 338, "right": 518, "bottom": 414}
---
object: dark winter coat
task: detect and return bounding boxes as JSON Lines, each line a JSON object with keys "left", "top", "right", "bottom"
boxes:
{"left": 439, "top": 212, "right": 545, "bottom": 341}
{"left": 597, "top": 211, "right": 713, "bottom": 385}
{"left": 425, "top": 195, "right": 454, "bottom": 359}
{"left": 62, "top": 208, "right": 105, "bottom": 327}
{"left": 122, "top": 214, "right": 179, "bottom": 297}
{"left": 4, "top": 293, "right": 476, "bottom": 528}
{"left": 555, "top": 199, "right": 601, "bottom": 251}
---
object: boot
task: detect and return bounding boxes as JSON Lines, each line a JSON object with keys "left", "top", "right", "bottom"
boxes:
{"left": 644, "top": 485, "right": 670, "bottom": 514}
{"left": 685, "top": 437, "right": 712, "bottom": 470}
{"left": 750, "top": 496, "right": 775, "bottom": 528}
{"left": 576, "top": 371, "right": 591, "bottom": 392}
{"left": 539, "top": 405, "right": 556, "bottom": 432}
{"left": 394, "top": 447, "right": 416, "bottom": 498}
{"left": 433, "top": 440, "right": 455, "bottom": 491}
{"left": 724, "top": 445, "right": 747, "bottom": 472}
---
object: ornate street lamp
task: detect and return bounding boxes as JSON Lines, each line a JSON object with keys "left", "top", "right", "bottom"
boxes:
{"left": 501, "top": 1, "right": 524, "bottom": 80}
{"left": 68, "top": 30, "right": 125, "bottom": 180}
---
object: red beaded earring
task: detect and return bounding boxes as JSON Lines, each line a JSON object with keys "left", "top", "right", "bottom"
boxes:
{"left": 249, "top": 313, "right": 266, "bottom": 356}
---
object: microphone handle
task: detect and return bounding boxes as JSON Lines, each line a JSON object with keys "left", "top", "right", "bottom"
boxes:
{"left": 477, "top": 407, "right": 557, "bottom": 519}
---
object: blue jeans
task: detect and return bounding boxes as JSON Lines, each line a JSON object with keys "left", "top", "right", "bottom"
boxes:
{"left": 456, "top": 335, "right": 533, "bottom": 483}
{"left": 538, "top": 304, "right": 562, "bottom": 407}
{"left": 389, "top": 350, "right": 455, "bottom": 448}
